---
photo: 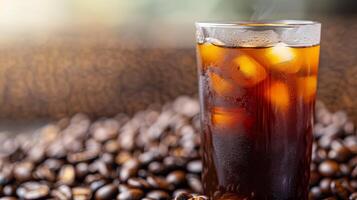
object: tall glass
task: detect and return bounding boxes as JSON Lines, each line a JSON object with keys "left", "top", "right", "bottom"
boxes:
{"left": 196, "top": 21, "right": 321, "bottom": 200}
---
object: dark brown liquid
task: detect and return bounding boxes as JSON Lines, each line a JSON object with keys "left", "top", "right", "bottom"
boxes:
{"left": 197, "top": 44, "right": 319, "bottom": 199}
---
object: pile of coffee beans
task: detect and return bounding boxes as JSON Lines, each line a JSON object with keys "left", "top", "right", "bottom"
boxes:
{"left": 309, "top": 102, "right": 357, "bottom": 200}
{"left": 0, "top": 96, "right": 356, "bottom": 200}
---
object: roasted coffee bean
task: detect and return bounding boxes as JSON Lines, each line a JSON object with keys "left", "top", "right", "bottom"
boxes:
{"left": 95, "top": 184, "right": 118, "bottom": 200}
{"left": 75, "top": 163, "right": 89, "bottom": 179}
{"left": 33, "top": 165, "right": 56, "bottom": 182}
{"left": 117, "top": 188, "right": 144, "bottom": 200}
{"left": 147, "top": 176, "right": 173, "bottom": 191}
{"left": 51, "top": 185, "right": 72, "bottom": 200}
{"left": 58, "top": 165, "right": 75, "bottom": 185}
{"left": 339, "top": 164, "right": 352, "bottom": 176}
{"left": 139, "top": 152, "right": 159, "bottom": 165}
{"left": 0, "top": 168, "right": 13, "bottom": 186}
{"left": 351, "top": 166, "right": 357, "bottom": 178}
{"left": 331, "top": 179, "right": 349, "bottom": 199}
{"left": 84, "top": 173, "right": 104, "bottom": 185}
{"left": 319, "top": 178, "right": 332, "bottom": 194}
{"left": 167, "top": 171, "right": 186, "bottom": 186}
{"left": 321, "top": 197, "right": 337, "bottom": 200}
{"left": 309, "top": 186, "right": 322, "bottom": 199}
{"left": 68, "top": 150, "right": 99, "bottom": 163}
{"left": 127, "top": 178, "right": 150, "bottom": 189}
{"left": 104, "top": 140, "right": 120, "bottom": 154}
{"left": 146, "top": 190, "right": 170, "bottom": 200}
{"left": 90, "top": 180, "right": 107, "bottom": 192}
{"left": 13, "top": 161, "right": 34, "bottom": 182}
{"left": 187, "top": 160, "right": 202, "bottom": 174}
{"left": 16, "top": 182, "right": 49, "bottom": 199}
{"left": 318, "top": 160, "right": 339, "bottom": 177}
{"left": 350, "top": 180, "right": 357, "bottom": 190}
{"left": 72, "top": 187, "right": 92, "bottom": 200}
{"left": 187, "top": 175, "right": 202, "bottom": 193}
{"left": 120, "top": 166, "right": 138, "bottom": 182}
{"left": 43, "top": 159, "right": 63, "bottom": 171}
{"left": 0, "top": 197, "right": 18, "bottom": 200}
{"left": 350, "top": 192, "right": 357, "bottom": 200}
{"left": 3, "top": 185, "right": 16, "bottom": 196}
{"left": 148, "top": 162, "right": 166, "bottom": 174}
{"left": 118, "top": 184, "right": 131, "bottom": 193}
{"left": 174, "top": 192, "right": 193, "bottom": 200}
{"left": 310, "top": 171, "right": 321, "bottom": 186}
{"left": 89, "top": 161, "right": 111, "bottom": 178}
{"left": 100, "top": 153, "right": 114, "bottom": 164}
{"left": 328, "top": 147, "right": 352, "bottom": 162}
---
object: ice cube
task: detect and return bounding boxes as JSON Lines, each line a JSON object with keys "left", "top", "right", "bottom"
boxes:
{"left": 211, "top": 107, "right": 245, "bottom": 128}
{"left": 223, "top": 54, "right": 267, "bottom": 87}
{"left": 298, "top": 45, "right": 320, "bottom": 75}
{"left": 298, "top": 76, "right": 317, "bottom": 103}
{"left": 198, "top": 43, "right": 224, "bottom": 66}
{"left": 208, "top": 70, "right": 242, "bottom": 97}
{"left": 266, "top": 82, "right": 290, "bottom": 112}
{"left": 264, "top": 43, "right": 301, "bottom": 73}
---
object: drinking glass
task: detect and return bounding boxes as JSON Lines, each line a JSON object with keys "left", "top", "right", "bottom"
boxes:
{"left": 196, "top": 20, "right": 321, "bottom": 200}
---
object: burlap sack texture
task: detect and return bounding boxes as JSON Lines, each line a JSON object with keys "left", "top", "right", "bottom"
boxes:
{"left": 0, "top": 17, "right": 356, "bottom": 122}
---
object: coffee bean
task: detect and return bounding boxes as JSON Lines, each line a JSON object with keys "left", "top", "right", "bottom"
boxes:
{"left": 331, "top": 180, "right": 349, "bottom": 199}
{"left": 0, "top": 167, "right": 13, "bottom": 186}
{"left": 187, "top": 160, "right": 202, "bottom": 174}
{"left": 75, "top": 163, "right": 89, "bottom": 179}
{"left": 323, "top": 197, "right": 337, "bottom": 200}
{"left": 100, "top": 153, "right": 114, "bottom": 164}
{"left": 0, "top": 197, "right": 18, "bottom": 200}
{"left": 174, "top": 192, "right": 193, "bottom": 200}
{"left": 58, "top": 165, "right": 75, "bottom": 185}
{"left": 90, "top": 180, "right": 107, "bottom": 192}
{"left": 350, "top": 192, "right": 357, "bottom": 200}
{"left": 351, "top": 166, "right": 357, "bottom": 178}
{"left": 117, "top": 189, "right": 144, "bottom": 200}
{"left": 13, "top": 161, "right": 34, "bottom": 182}
{"left": 3, "top": 185, "right": 16, "bottom": 196}
{"left": 72, "top": 187, "right": 92, "bottom": 200}
{"left": 147, "top": 176, "right": 173, "bottom": 191}
{"left": 104, "top": 140, "right": 120, "bottom": 154}
{"left": 127, "top": 178, "right": 150, "bottom": 189}
{"left": 166, "top": 171, "right": 186, "bottom": 186}
{"left": 16, "top": 182, "right": 49, "bottom": 200}
{"left": 309, "top": 186, "right": 322, "bottom": 199}
{"left": 120, "top": 166, "right": 138, "bottom": 182}
{"left": 90, "top": 119, "right": 119, "bottom": 142}
{"left": 51, "top": 185, "right": 72, "bottom": 200}
{"left": 310, "top": 171, "right": 320, "bottom": 186}
{"left": 350, "top": 180, "right": 357, "bottom": 190}
{"left": 187, "top": 175, "right": 202, "bottom": 193}
{"left": 33, "top": 165, "right": 56, "bottom": 182}
{"left": 138, "top": 151, "right": 159, "bottom": 165}
{"left": 115, "top": 152, "right": 132, "bottom": 166}
{"left": 319, "top": 160, "right": 339, "bottom": 177}
{"left": 95, "top": 184, "right": 118, "bottom": 200}
{"left": 43, "top": 159, "right": 63, "bottom": 171}
{"left": 146, "top": 190, "right": 170, "bottom": 200}
{"left": 68, "top": 150, "right": 99, "bottom": 163}
{"left": 89, "top": 161, "right": 111, "bottom": 178}
{"left": 319, "top": 178, "right": 332, "bottom": 194}
{"left": 148, "top": 162, "right": 166, "bottom": 174}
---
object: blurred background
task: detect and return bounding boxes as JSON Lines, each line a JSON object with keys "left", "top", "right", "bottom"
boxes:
{"left": 0, "top": 0, "right": 356, "bottom": 132}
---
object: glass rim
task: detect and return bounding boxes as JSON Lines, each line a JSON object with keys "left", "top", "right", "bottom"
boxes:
{"left": 195, "top": 20, "right": 321, "bottom": 29}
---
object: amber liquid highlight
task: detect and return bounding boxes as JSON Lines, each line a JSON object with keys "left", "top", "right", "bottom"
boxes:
{"left": 197, "top": 43, "right": 320, "bottom": 200}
